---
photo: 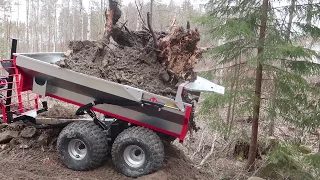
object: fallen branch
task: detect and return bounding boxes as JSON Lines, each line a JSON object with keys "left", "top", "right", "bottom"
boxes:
{"left": 198, "top": 134, "right": 218, "bottom": 167}
{"left": 120, "top": 21, "right": 128, "bottom": 30}
{"left": 191, "top": 131, "right": 204, "bottom": 160}
{"left": 147, "top": 12, "right": 157, "bottom": 48}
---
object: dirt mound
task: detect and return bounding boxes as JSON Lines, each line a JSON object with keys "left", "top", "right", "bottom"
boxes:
{"left": 0, "top": 122, "right": 59, "bottom": 152}
{"left": 40, "top": 104, "right": 80, "bottom": 119}
{"left": 56, "top": 26, "right": 202, "bottom": 98}
{"left": 58, "top": 39, "right": 175, "bottom": 98}
{"left": 141, "top": 142, "right": 213, "bottom": 180}
{"left": 0, "top": 122, "right": 213, "bottom": 180}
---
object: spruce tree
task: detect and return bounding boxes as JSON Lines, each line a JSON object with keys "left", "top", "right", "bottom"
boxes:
{"left": 198, "top": 0, "right": 320, "bottom": 171}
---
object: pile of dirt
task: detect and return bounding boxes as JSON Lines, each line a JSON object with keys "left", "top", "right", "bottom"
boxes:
{"left": 0, "top": 122, "right": 213, "bottom": 180}
{"left": 39, "top": 104, "right": 80, "bottom": 119}
{"left": 0, "top": 122, "right": 59, "bottom": 153}
{"left": 56, "top": 26, "right": 202, "bottom": 98}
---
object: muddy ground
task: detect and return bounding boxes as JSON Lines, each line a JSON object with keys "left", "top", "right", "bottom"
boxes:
{"left": 0, "top": 122, "right": 214, "bottom": 180}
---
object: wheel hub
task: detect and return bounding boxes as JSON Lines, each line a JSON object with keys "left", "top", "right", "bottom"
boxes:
{"left": 68, "top": 139, "right": 87, "bottom": 160}
{"left": 123, "top": 145, "right": 145, "bottom": 168}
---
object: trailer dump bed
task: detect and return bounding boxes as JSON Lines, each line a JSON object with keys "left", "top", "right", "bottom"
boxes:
{"left": 0, "top": 39, "right": 226, "bottom": 178}
{"left": 12, "top": 52, "right": 225, "bottom": 141}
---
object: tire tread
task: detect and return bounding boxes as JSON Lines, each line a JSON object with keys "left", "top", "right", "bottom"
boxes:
{"left": 111, "top": 126, "right": 164, "bottom": 177}
{"left": 57, "top": 121, "right": 108, "bottom": 170}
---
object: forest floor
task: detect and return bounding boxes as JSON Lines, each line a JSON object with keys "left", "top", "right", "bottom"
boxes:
{"left": 0, "top": 142, "right": 215, "bottom": 180}
{"left": 1, "top": 98, "right": 318, "bottom": 180}
{"left": 0, "top": 100, "right": 219, "bottom": 180}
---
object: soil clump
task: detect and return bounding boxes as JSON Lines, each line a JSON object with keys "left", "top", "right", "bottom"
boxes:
{"left": 57, "top": 26, "right": 202, "bottom": 98}
{"left": 40, "top": 104, "right": 80, "bottom": 119}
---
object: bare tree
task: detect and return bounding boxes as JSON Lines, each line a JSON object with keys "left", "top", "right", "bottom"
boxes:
{"left": 26, "top": 0, "right": 30, "bottom": 51}
{"left": 150, "top": 0, "right": 153, "bottom": 26}
{"left": 87, "top": 0, "right": 91, "bottom": 40}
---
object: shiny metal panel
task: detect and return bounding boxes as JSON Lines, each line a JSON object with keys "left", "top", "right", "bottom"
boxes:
{"left": 14, "top": 53, "right": 144, "bottom": 102}
{"left": 46, "top": 85, "right": 184, "bottom": 134}
{"left": 13, "top": 53, "right": 192, "bottom": 108}
{"left": 11, "top": 52, "right": 202, "bottom": 135}
{"left": 184, "top": 76, "right": 225, "bottom": 94}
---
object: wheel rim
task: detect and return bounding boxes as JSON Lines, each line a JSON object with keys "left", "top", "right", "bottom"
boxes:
{"left": 123, "top": 145, "right": 145, "bottom": 168}
{"left": 68, "top": 139, "right": 87, "bottom": 160}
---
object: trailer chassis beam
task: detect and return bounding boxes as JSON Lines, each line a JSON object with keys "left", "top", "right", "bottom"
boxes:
{"left": 75, "top": 99, "right": 139, "bottom": 131}
{"left": 7, "top": 101, "right": 48, "bottom": 124}
{"left": 75, "top": 98, "right": 166, "bottom": 132}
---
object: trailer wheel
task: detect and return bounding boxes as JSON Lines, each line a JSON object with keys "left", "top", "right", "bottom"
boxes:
{"left": 111, "top": 126, "right": 164, "bottom": 177}
{"left": 57, "top": 121, "right": 108, "bottom": 171}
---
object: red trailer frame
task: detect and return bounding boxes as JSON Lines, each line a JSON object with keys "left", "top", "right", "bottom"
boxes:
{"left": 0, "top": 39, "right": 192, "bottom": 142}
{"left": 0, "top": 40, "right": 42, "bottom": 124}
{"left": 0, "top": 39, "right": 220, "bottom": 178}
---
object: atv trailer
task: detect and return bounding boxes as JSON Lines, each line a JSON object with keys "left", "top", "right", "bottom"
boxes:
{"left": 0, "top": 39, "right": 225, "bottom": 178}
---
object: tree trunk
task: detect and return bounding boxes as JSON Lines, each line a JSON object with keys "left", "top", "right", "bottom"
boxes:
{"left": 40, "top": 24, "right": 43, "bottom": 52}
{"left": 268, "top": 0, "right": 295, "bottom": 136}
{"left": 72, "top": 1, "right": 75, "bottom": 40}
{"left": 100, "top": 0, "right": 104, "bottom": 36}
{"left": 246, "top": 0, "right": 268, "bottom": 172}
{"left": 150, "top": 0, "right": 154, "bottom": 26}
{"left": 8, "top": 5, "right": 12, "bottom": 55}
{"left": 36, "top": 0, "right": 40, "bottom": 51}
{"left": 26, "top": 0, "right": 30, "bottom": 51}
{"left": 307, "top": 0, "right": 313, "bottom": 25}
{"left": 268, "top": 72, "right": 276, "bottom": 136}
{"left": 17, "top": 1, "right": 20, "bottom": 40}
{"left": 226, "top": 60, "right": 237, "bottom": 138}
{"left": 286, "top": 0, "right": 296, "bottom": 40}
{"left": 318, "top": 132, "right": 320, "bottom": 153}
{"left": 54, "top": 2, "right": 57, "bottom": 51}
{"left": 135, "top": 0, "right": 143, "bottom": 31}
{"left": 307, "top": 0, "right": 313, "bottom": 48}
{"left": 230, "top": 52, "right": 241, "bottom": 135}
{"left": 80, "top": 0, "right": 84, "bottom": 40}
{"left": 87, "top": 1, "right": 91, "bottom": 40}
{"left": 67, "top": 0, "right": 71, "bottom": 44}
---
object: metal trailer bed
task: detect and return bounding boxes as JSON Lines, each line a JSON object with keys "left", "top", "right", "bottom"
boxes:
{"left": 0, "top": 39, "right": 225, "bottom": 178}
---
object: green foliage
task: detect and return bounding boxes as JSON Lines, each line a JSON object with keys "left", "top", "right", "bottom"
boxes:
{"left": 197, "top": 0, "right": 320, "bottom": 139}
{"left": 303, "top": 153, "right": 320, "bottom": 177}
{"left": 296, "top": 23, "right": 320, "bottom": 39}
{"left": 258, "top": 143, "right": 316, "bottom": 180}
{"left": 272, "top": 70, "right": 320, "bottom": 131}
